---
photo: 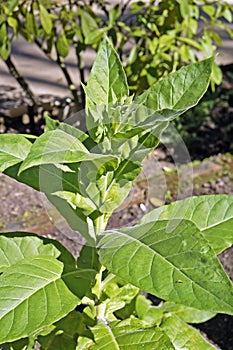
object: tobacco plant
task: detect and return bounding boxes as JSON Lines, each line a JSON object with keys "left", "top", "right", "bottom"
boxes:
{"left": 1, "top": 0, "right": 233, "bottom": 108}
{"left": 0, "top": 38, "right": 233, "bottom": 349}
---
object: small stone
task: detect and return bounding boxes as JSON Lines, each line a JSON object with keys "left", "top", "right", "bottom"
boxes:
{"left": 203, "top": 183, "right": 211, "bottom": 188}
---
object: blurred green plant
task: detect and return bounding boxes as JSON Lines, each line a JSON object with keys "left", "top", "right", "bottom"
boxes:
{"left": 0, "top": 0, "right": 233, "bottom": 110}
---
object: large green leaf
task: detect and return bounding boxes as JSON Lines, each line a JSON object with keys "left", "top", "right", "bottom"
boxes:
{"left": 0, "top": 231, "right": 78, "bottom": 276}
{"left": 160, "top": 315, "right": 217, "bottom": 349}
{"left": 81, "top": 319, "right": 174, "bottom": 349}
{"left": 0, "top": 134, "right": 32, "bottom": 172}
{"left": 97, "top": 219, "right": 233, "bottom": 314}
{"left": 0, "top": 256, "right": 79, "bottom": 344}
{"left": 85, "top": 37, "right": 129, "bottom": 141}
{"left": 0, "top": 232, "right": 60, "bottom": 272}
{"left": 18, "top": 130, "right": 109, "bottom": 174}
{"left": 136, "top": 57, "right": 214, "bottom": 115}
{"left": 140, "top": 194, "right": 233, "bottom": 254}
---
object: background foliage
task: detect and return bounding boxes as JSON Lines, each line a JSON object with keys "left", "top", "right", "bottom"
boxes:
{"left": 0, "top": 0, "right": 233, "bottom": 107}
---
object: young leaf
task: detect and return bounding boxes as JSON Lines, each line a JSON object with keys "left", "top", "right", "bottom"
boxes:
{"left": 0, "top": 134, "right": 32, "bottom": 172}
{"left": 39, "top": 4, "right": 53, "bottom": 35}
{"left": 88, "top": 319, "right": 174, "bottom": 349}
{"left": 136, "top": 57, "right": 214, "bottom": 117}
{"left": 97, "top": 219, "right": 233, "bottom": 314}
{"left": 161, "top": 302, "right": 216, "bottom": 324}
{"left": 135, "top": 295, "right": 215, "bottom": 325}
{"left": 0, "top": 256, "right": 79, "bottom": 344}
{"left": 81, "top": 11, "right": 107, "bottom": 45}
{"left": 85, "top": 37, "right": 129, "bottom": 105}
{"left": 56, "top": 31, "right": 69, "bottom": 58}
{"left": 140, "top": 194, "right": 233, "bottom": 254}
{"left": 44, "top": 115, "right": 88, "bottom": 143}
{"left": 160, "top": 315, "right": 217, "bottom": 349}
{"left": 46, "top": 194, "right": 93, "bottom": 244}
{"left": 18, "top": 130, "right": 118, "bottom": 174}
{"left": 85, "top": 37, "right": 129, "bottom": 141}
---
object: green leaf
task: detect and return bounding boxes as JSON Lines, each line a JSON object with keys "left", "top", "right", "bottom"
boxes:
{"left": 0, "top": 231, "right": 79, "bottom": 294}
{"left": 46, "top": 194, "right": 92, "bottom": 244}
{"left": 135, "top": 57, "right": 214, "bottom": 117}
{"left": 88, "top": 319, "right": 174, "bottom": 349}
{"left": 160, "top": 315, "right": 217, "bottom": 349}
{"left": 0, "top": 256, "right": 79, "bottom": 344}
{"left": 140, "top": 194, "right": 233, "bottom": 254}
{"left": 0, "top": 232, "right": 60, "bottom": 272}
{"left": 81, "top": 11, "right": 107, "bottom": 45}
{"left": 25, "top": 12, "right": 38, "bottom": 40}
{"left": 203, "top": 5, "right": 215, "bottom": 17}
{"left": 98, "top": 219, "right": 233, "bottom": 314}
{"left": 0, "top": 134, "right": 32, "bottom": 172}
{"left": 7, "top": 16, "right": 18, "bottom": 35}
{"left": 18, "top": 130, "right": 117, "bottom": 174}
{"left": 62, "top": 268, "right": 97, "bottom": 299}
{"left": 135, "top": 295, "right": 215, "bottom": 325}
{"left": 39, "top": 4, "right": 53, "bottom": 35}
{"left": 77, "top": 244, "right": 101, "bottom": 271}
{"left": 8, "top": 0, "right": 19, "bottom": 13}
{"left": 161, "top": 302, "right": 215, "bottom": 324}
{"left": 85, "top": 37, "right": 129, "bottom": 141}
{"left": 56, "top": 31, "right": 69, "bottom": 57}
{"left": 39, "top": 311, "right": 82, "bottom": 350}
{"left": 44, "top": 115, "right": 88, "bottom": 144}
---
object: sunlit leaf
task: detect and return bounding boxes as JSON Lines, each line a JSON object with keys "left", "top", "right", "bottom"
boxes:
{"left": 39, "top": 4, "right": 53, "bottom": 35}
{"left": 0, "top": 256, "right": 78, "bottom": 344}
{"left": 98, "top": 219, "right": 233, "bottom": 314}
{"left": 0, "top": 134, "right": 32, "bottom": 172}
{"left": 136, "top": 57, "right": 214, "bottom": 118}
{"left": 141, "top": 194, "right": 233, "bottom": 254}
{"left": 160, "top": 315, "right": 217, "bottom": 349}
{"left": 88, "top": 319, "right": 174, "bottom": 349}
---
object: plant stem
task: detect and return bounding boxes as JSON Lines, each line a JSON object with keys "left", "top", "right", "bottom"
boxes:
{"left": 4, "top": 55, "right": 37, "bottom": 106}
